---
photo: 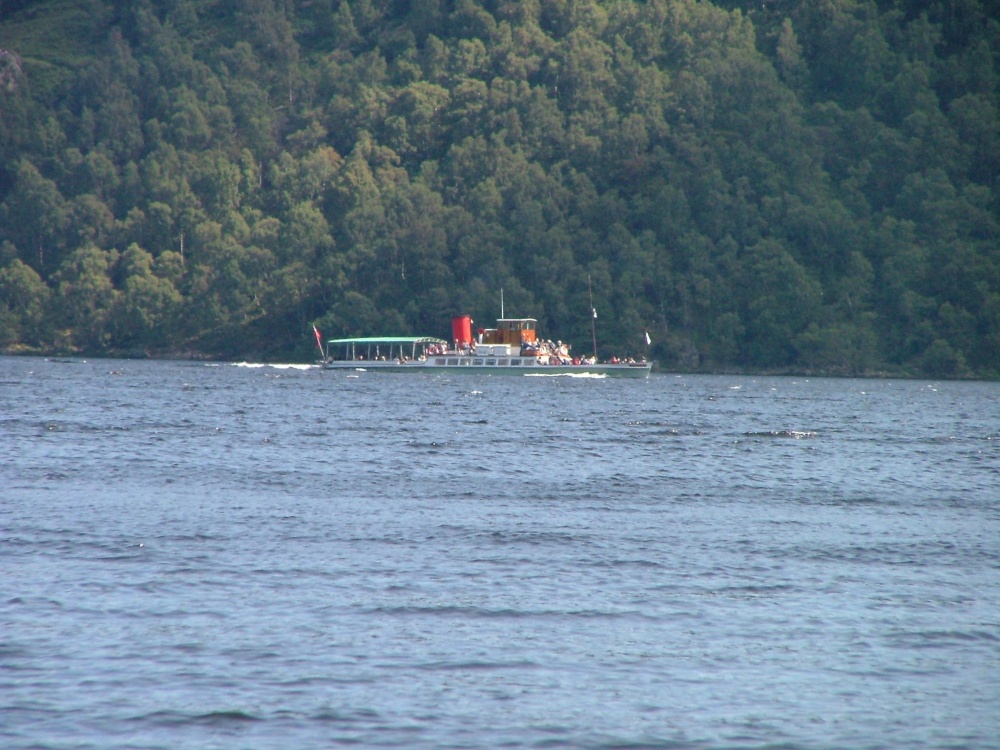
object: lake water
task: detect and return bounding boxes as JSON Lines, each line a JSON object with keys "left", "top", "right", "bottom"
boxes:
{"left": 2, "top": 356, "right": 998, "bottom": 749}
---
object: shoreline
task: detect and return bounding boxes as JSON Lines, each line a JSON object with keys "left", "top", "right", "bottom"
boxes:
{"left": 2, "top": 346, "right": 995, "bottom": 382}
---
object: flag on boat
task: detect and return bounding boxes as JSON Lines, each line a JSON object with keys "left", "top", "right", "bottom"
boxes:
{"left": 313, "top": 325, "right": 323, "bottom": 349}
{"left": 644, "top": 331, "right": 651, "bottom": 346}
{"left": 592, "top": 307, "right": 597, "bottom": 319}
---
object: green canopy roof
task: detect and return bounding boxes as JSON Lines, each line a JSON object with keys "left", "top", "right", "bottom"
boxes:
{"left": 326, "top": 336, "right": 447, "bottom": 345}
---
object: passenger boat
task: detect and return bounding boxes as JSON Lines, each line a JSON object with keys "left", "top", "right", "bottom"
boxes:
{"left": 321, "top": 315, "right": 652, "bottom": 377}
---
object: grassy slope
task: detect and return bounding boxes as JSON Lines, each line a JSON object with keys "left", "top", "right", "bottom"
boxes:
{"left": 0, "top": 0, "right": 104, "bottom": 96}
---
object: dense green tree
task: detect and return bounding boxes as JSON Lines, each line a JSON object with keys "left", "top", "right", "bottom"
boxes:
{"left": 50, "top": 244, "right": 118, "bottom": 351}
{"left": 110, "top": 243, "right": 183, "bottom": 348}
{"left": 0, "top": 258, "right": 52, "bottom": 347}
{"left": 2, "top": 160, "right": 69, "bottom": 273}
{"left": 740, "top": 239, "right": 823, "bottom": 367}
{"left": 0, "top": 0, "right": 996, "bottom": 375}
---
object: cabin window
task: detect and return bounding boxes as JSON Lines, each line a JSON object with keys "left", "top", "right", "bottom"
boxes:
{"left": 498, "top": 359, "right": 509, "bottom": 366}
{"left": 435, "top": 358, "right": 446, "bottom": 365}
{"left": 486, "top": 359, "right": 496, "bottom": 366}
{"left": 473, "top": 359, "right": 484, "bottom": 366}
{"left": 447, "top": 358, "right": 459, "bottom": 366}
{"left": 511, "top": 359, "right": 521, "bottom": 366}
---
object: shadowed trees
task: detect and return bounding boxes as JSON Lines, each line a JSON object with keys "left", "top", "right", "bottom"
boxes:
{"left": 0, "top": 0, "right": 996, "bottom": 375}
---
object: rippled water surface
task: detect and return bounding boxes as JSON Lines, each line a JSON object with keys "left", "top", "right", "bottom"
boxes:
{"left": 2, "top": 357, "right": 998, "bottom": 749}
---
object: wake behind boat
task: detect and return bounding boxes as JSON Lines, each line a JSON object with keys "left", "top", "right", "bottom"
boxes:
{"left": 321, "top": 315, "right": 652, "bottom": 377}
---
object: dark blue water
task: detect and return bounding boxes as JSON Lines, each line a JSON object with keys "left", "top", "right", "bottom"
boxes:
{"left": 2, "top": 357, "right": 998, "bottom": 749}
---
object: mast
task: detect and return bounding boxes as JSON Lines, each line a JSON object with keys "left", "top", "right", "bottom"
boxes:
{"left": 588, "top": 275, "right": 598, "bottom": 360}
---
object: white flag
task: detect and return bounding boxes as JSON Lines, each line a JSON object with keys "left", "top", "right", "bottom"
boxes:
{"left": 592, "top": 307, "right": 597, "bottom": 319}
{"left": 644, "top": 331, "right": 651, "bottom": 346}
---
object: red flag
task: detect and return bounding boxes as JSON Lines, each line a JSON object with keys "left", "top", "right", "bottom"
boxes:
{"left": 313, "top": 325, "right": 323, "bottom": 350}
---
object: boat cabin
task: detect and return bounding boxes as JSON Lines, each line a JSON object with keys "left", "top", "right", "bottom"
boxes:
{"left": 481, "top": 318, "right": 537, "bottom": 347}
{"left": 325, "top": 336, "right": 447, "bottom": 362}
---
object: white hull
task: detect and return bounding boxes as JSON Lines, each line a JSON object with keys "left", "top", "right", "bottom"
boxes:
{"left": 323, "top": 356, "right": 652, "bottom": 377}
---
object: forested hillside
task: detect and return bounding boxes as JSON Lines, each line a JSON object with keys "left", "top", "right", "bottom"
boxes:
{"left": 1, "top": 0, "right": 998, "bottom": 375}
